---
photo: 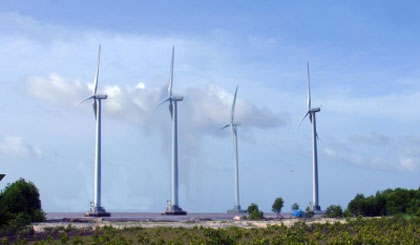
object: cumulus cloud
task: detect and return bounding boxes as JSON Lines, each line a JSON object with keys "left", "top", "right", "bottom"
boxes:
{"left": 26, "top": 73, "right": 286, "bottom": 132}
{"left": 0, "top": 136, "right": 44, "bottom": 159}
{"left": 26, "top": 73, "right": 86, "bottom": 105}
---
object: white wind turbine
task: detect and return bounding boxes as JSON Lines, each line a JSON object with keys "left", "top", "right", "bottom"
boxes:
{"left": 77, "top": 45, "right": 110, "bottom": 217}
{"left": 221, "top": 86, "right": 246, "bottom": 214}
{"left": 296, "top": 61, "right": 322, "bottom": 212}
{"left": 155, "top": 46, "right": 186, "bottom": 215}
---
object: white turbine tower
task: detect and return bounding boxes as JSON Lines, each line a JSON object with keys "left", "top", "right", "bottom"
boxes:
{"left": 296, "top": 61, "right": 322, "bottom": 212}
{"left": 156, "top": 46, "right": 187, "bottom": 215}
{"left": 222, "top": 86, "right": 246, "bottom": 214}
{"left": 78, "top": 45, "right": 110, "bottom": 217}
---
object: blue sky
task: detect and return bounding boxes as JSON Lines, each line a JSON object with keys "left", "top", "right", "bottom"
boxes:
{"left": 0, "top": 0, "right": 419, "bottom": 213}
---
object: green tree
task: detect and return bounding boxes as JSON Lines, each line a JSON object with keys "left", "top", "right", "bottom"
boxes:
{"left": 325, "top": 205, "right": 343, "bottom": 218}
{"left": 291, "top": 202, "right": 299, "bottom": 212}
{"left": 0, "top": 178, "right": 45, "bottom": 232}
{"left": 247, "top": 203, "right": 264, "bottom": 220}
{"left": 271, "top": 197, "right": 284, "bottom": 218}
{"left": 347, "top": 187, "right": 420, "bottom": 217}
{"left": 347, "top": 194, "right": 365, "bottom": 216}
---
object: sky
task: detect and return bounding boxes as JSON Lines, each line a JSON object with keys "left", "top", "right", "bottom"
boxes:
{"left": 0, "top": 0, "right": 420, "bottom": 213}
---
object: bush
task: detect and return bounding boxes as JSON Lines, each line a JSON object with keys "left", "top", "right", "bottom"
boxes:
{"left": 305, "top": 206, "right": 314, "bottom": 218}
{"left": 0, "top": 178, "right": 45, "bottom": 235}
{"left": 343, "top": 209, "right": 353, "bottom": 218}
{"left": 247, "top": 203, "right": 264, "bottom": 220}
{"left": 325, "top": 205, "right": 343, "bottom": 218}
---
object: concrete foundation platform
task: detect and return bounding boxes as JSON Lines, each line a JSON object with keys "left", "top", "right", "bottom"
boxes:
{"left": 163, "top": 205, "right": 187, "bottom": 215}
{"left": 312, "top": 205, "right": 322, "bottom": 212}
{"left": 85, "top": 206, "right": 110, "bottom": 217}
{"left": 227, "top": 209, "right": 247, "bottom": 214}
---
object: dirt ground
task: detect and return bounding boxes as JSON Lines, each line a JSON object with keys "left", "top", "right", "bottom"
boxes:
{"left": 32, "top": 217, "right": 346, "bottom": 233}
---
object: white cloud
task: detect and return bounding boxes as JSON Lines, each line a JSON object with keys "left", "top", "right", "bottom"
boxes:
{"left": 26, "top": 73, "right": 286, "bottom": 131}
{"left": 136, "top": 82, "right": 145, "bottom": 90}
{"left": 0, "top": 136, "right": 44, "bottom": 159}
{"left": 26, "top": 73, "right": 86, "bottom": 105}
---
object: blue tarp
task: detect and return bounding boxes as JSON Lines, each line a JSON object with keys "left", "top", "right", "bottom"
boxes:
{"left": 292, "top": 210, "right": 306, "bottom": 217}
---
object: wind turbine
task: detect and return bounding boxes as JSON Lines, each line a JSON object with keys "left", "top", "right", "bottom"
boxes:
{"left": 77, "top": 45, "right": 110, "bottom": 217}
{"left": 222, "top": 86, "right": 246, "bottom": 214}
{"left": 296, "top": 61, "right": 322, "bottom": 212}
{"left": 156, "top": 46, "right": 187, "bottom": 215}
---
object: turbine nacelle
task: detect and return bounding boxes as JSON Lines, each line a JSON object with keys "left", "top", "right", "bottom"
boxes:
{"left": 94, "top": 94, "right": 108, "bottom": 100}
{"left": 221, "top": 86, "right": 240, "bottom": 131}
{"left": 309, "top": 107, "right": 320, "bottom": 113}
{"left": 155, "top": 47, "right": 184, "bottom": 113}
{"left": 170, "top": 95, "right": 184, "bottom": 101}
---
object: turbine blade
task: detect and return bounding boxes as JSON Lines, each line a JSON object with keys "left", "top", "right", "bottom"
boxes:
{"left": 154, "top": 97, "right": 170, "bottom": 111}
{"left": 92, "top": 99, "right": 97, "bottom": 118}
{"left": 75, "top": 95, "right": 94, "bottom": 106}
{"left": 309, "top": 113, "right": 313, "bottom": 123}
{"left": 295, "top": 111, "right": 309, "bottom": 131}
{"left": 93, "top": 45, "right": 101, "bottom": 95}
{"left": 307, "top": 61, "right": 311, "bottom": 110}
{"left": 169, "top": 101, "right": 173, "bottom": 119}
{"left": 231, "top": 85, "right": 238, "bottom": 123}
{"left": 168, "top": 46, "right": 174, "bottom": 97}
{"left": 220, "top": 124, "right": 230, "bottom": 130}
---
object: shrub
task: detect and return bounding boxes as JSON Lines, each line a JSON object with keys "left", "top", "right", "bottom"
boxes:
{"left": 247, "top": 203, "right": 264, "bottom": 220}
{"left": 305, "top": 206, "right": 314, "bottom": 218}
{"left": 343, "top": 209, "right": 353, "bottom": 218}
{"left": 325, "top": 205, "right": 343, "bottom": 218}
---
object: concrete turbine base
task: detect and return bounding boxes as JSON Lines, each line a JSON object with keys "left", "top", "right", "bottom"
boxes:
{"left": 85, "top": 206, "right": 111, "bottom": 217}
{"left": 163, "top": 205, "right": 187, "bottom": 215}
{"left": 228, "top": 205, "right": 247, "bottom": 214}
{"left": 227, "top": 209, "right": 247, "bottom": 214}
{"left": 311, "top": 205, "right": 322, "bottom": 213}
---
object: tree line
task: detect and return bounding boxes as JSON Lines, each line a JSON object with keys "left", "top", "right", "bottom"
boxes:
{"left": 347, "top": 187, "right": 420, "bottom": 217}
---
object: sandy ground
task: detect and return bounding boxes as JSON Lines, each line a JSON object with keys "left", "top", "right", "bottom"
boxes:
{"left": 32, "top": 217, "right": 346, "bottom": 233}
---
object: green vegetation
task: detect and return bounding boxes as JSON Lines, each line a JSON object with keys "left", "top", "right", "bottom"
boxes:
{"left": 291, "top": 202, "right": 299, "bottom": 212}
{"left": 304, "top": 206, "right": 314, "bottom": 218}
{"left": 2, "top": 217, "right": 419, "bottom": 244}
{"left": 0, "top": 178, "right": 45, "bottom": 236}
{"left": 325, "top": 205, "right": 343, "bottom": 218}
{"left": 271, "top": 197, "right": 284, "bottom": 218}
{"left": 347, "top": 187, "right": 420, "bottom": 217}
{"left": 247, "top": 203, "right": 264, "bottom": 220}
